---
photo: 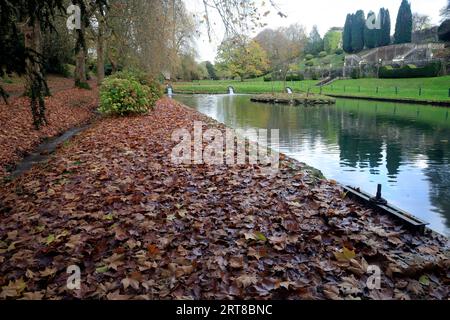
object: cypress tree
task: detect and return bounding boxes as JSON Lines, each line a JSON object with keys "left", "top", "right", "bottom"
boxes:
{"left": 343, "top": 14, "right": 353, "bottom": 53}
{"left": 381, "top": 9, "right": 392, "bottom": 46}
{"left": 364, "top": 11, "right": 377, "bottom": 49}
{"left": 374, "top": 9, "right": 382, "bottom": 47}
{"left": 394, "top": 0, "right": 413, "bottom": 44}
{"left": 351, "top": 10, "right": 365, "bottom": 52}
{"left": 375, "top": 8, "right": 391, "bottom": 47}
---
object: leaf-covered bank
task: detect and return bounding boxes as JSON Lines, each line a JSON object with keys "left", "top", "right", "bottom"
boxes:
{"left": 0, "top": 79, "right": 98, "bottom": 180}
{"left": 0, "top": 98, "right": 448, "bottom": 300}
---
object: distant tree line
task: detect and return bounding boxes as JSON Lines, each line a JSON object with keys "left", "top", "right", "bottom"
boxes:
{"left": 1, "top": 0, "right": 280, "bottom": 128}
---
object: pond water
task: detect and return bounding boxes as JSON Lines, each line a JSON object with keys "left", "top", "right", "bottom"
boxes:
{"left": 174, "top": 94, "right": 450, "bottom": 237}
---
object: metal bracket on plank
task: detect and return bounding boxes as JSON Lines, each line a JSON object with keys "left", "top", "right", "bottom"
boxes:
{"left": 342, "top": 184, "right": 429, "bottom": 235}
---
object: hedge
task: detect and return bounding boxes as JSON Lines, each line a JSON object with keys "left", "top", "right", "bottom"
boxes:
{"left": 264, "top": 74, "right": 304, "bottom": 81}
{"left": 379, "top": 61, "right": 442, "bottom": 78}
{"left": 286, "top": 73, "right": 304, "bottom": 81}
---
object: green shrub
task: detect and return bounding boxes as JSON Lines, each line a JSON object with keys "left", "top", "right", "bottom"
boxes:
{"left": 335, "top": 48, "right": 344, "bottom": 55}
{"left": 87, "top": 59, "right": 96, "bottom": 73}
{"left": 1, "top": 76, "right": 13, "bottom": 84}
{"left": 145, "top": 78, "right": 163, "bottom": 107}
{"left": 286, "top": 73, "right": 304, "bottom": 81}
{"left": 104, "top": 63, "right": 114, "bottom": 76}
{"left": 110, "top": 70, "right": 147, "bottom": 85}
{"left": 75, "top": 80, "right": 91, "bottom": 90}
{"left": 305, "top": 60, "right": 314, "bottom": 67}
{"left": 379, "top": 61, "right": 442, "bottom": 78}
{"left": 110, "top": 70, "right": 163, "bottom": 103}
{"left": 319, "top": 51, "right": 327, "bottom": 58}
{"left": 44, "top": 58, "right": 71, "bottom": 77}
{"left": 351, "top": 68, "right": 360, "bottom": 79}
{"left": 263, "top": 75, "right": 272, "bottom": 82}
{"left": 99, "top": 78, "right": 154, "bottom": 116}
{"left": 65, "top": 64, "right": 75, "bottom": 77}
{"left": 305, "top": 54, "right": 314, "bottom": 61}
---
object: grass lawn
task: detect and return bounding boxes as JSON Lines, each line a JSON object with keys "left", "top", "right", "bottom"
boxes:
{"left": 173, "top": 76, "right": 450, "bottom": 103}
{"left": 298, "top": 53, "right": 345, "bottom": 70}
{"left": 314, "top": 76, "right": 450, "bottom": 103}
{"left": 172, "top": 79, "right": 319, "bottom": 94}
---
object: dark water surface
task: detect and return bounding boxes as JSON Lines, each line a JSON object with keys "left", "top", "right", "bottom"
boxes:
{"left": 174, "top": 94, "right": 450, "bottom": 236}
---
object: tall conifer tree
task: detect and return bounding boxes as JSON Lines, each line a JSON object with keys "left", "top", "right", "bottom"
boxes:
{"left": 394, "top": 0, "right": 413, "bottom": 44}
{"left": 343, "top": 14, "right": 353, "bottom": 53}
{"left": 351, "top": 10, "right": 365, "bottom": 52}
{"left": 364, "top": 11, "right": 377, "bottom": 49}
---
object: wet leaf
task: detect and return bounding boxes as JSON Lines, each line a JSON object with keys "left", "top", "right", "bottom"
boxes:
{"left": 96, "top": 266, "right": 109, "bottom": 274}
{"left": 0, "top": 278, "right": 26, "bottom": 298}
{"left": 235, "top": 275, "right": 258, "bottom": 288}
{"left": 122, "top": 277, "right": 140, "bottom": 290}
{"left": 229, "top": 256, "right": 244, "bottom": 269}
{"left": 40, "top": 268, "right": 57, "bottom": 277}
{"left": 147, "top": 244, "right": 160, "bottom": 256}
{"left": 419, "top": 275, "right": 430, "bottom": 286}
{"left": 45, "top": 234, "right": 56, "bottom": 246}
{"left": 334, "top": 247, "right": 356, "bottom": 262}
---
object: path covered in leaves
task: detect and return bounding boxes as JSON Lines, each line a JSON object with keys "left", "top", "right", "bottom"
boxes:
{"left": 0, "top": 78, "right": 98, "bottom": 180}
{"left": 0, "top": 99, "right": 448, "bottom": 300}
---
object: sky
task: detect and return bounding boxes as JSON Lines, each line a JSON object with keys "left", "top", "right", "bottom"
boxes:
{"left": 185, "top": 0, "right": 447, "bottom": 62}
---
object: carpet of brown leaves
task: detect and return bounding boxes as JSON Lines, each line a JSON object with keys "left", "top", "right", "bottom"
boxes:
{"left": 0, "top": 78, "right": 98, "bottom": 180}
{"left": 0, "top": 98, "right": 448, "bottom": 300}
{"left": 1, "top": 75, "right": 87, "bottom": 98}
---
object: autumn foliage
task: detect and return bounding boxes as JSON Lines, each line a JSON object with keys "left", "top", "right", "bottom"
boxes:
{"left": 99, "top": 72, "right": 163, "bottom": 116}
{"left": 0, "top": 78, "right": 98, "bottom": 180}
{"left": 0, "top": 98, "right": 448, "bottom": 300}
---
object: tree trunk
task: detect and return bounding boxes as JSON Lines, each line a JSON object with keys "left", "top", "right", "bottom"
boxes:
{"left": 109, "top": 54, "right": 118, "bottom": 74}
{"left": 96, "top": 19, "right": 105, "bottom": 85}
{"left": 75, "top": 50, "right": 87, "bottom": 86}
{"left": 23, "top": 20, "right": 47, "bottom": 129}
{"left": 75, "top": 24, "right": 87, "bottom": 87}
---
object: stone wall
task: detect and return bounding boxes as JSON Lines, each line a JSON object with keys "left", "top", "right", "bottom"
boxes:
{"left": 412, "top": 27, "right": 440, "bottom": 44}
{"left": 345, "top": 43, "right": 446, "bottom": 66}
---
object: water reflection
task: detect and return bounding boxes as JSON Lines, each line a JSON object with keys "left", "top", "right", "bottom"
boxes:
{"left": 174, "top": 94, "right": 450, "bottom": 236}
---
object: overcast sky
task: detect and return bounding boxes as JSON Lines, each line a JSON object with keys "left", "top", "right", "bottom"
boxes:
{"left": 186, "top": 0, "right": 447, "bottom": 62}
